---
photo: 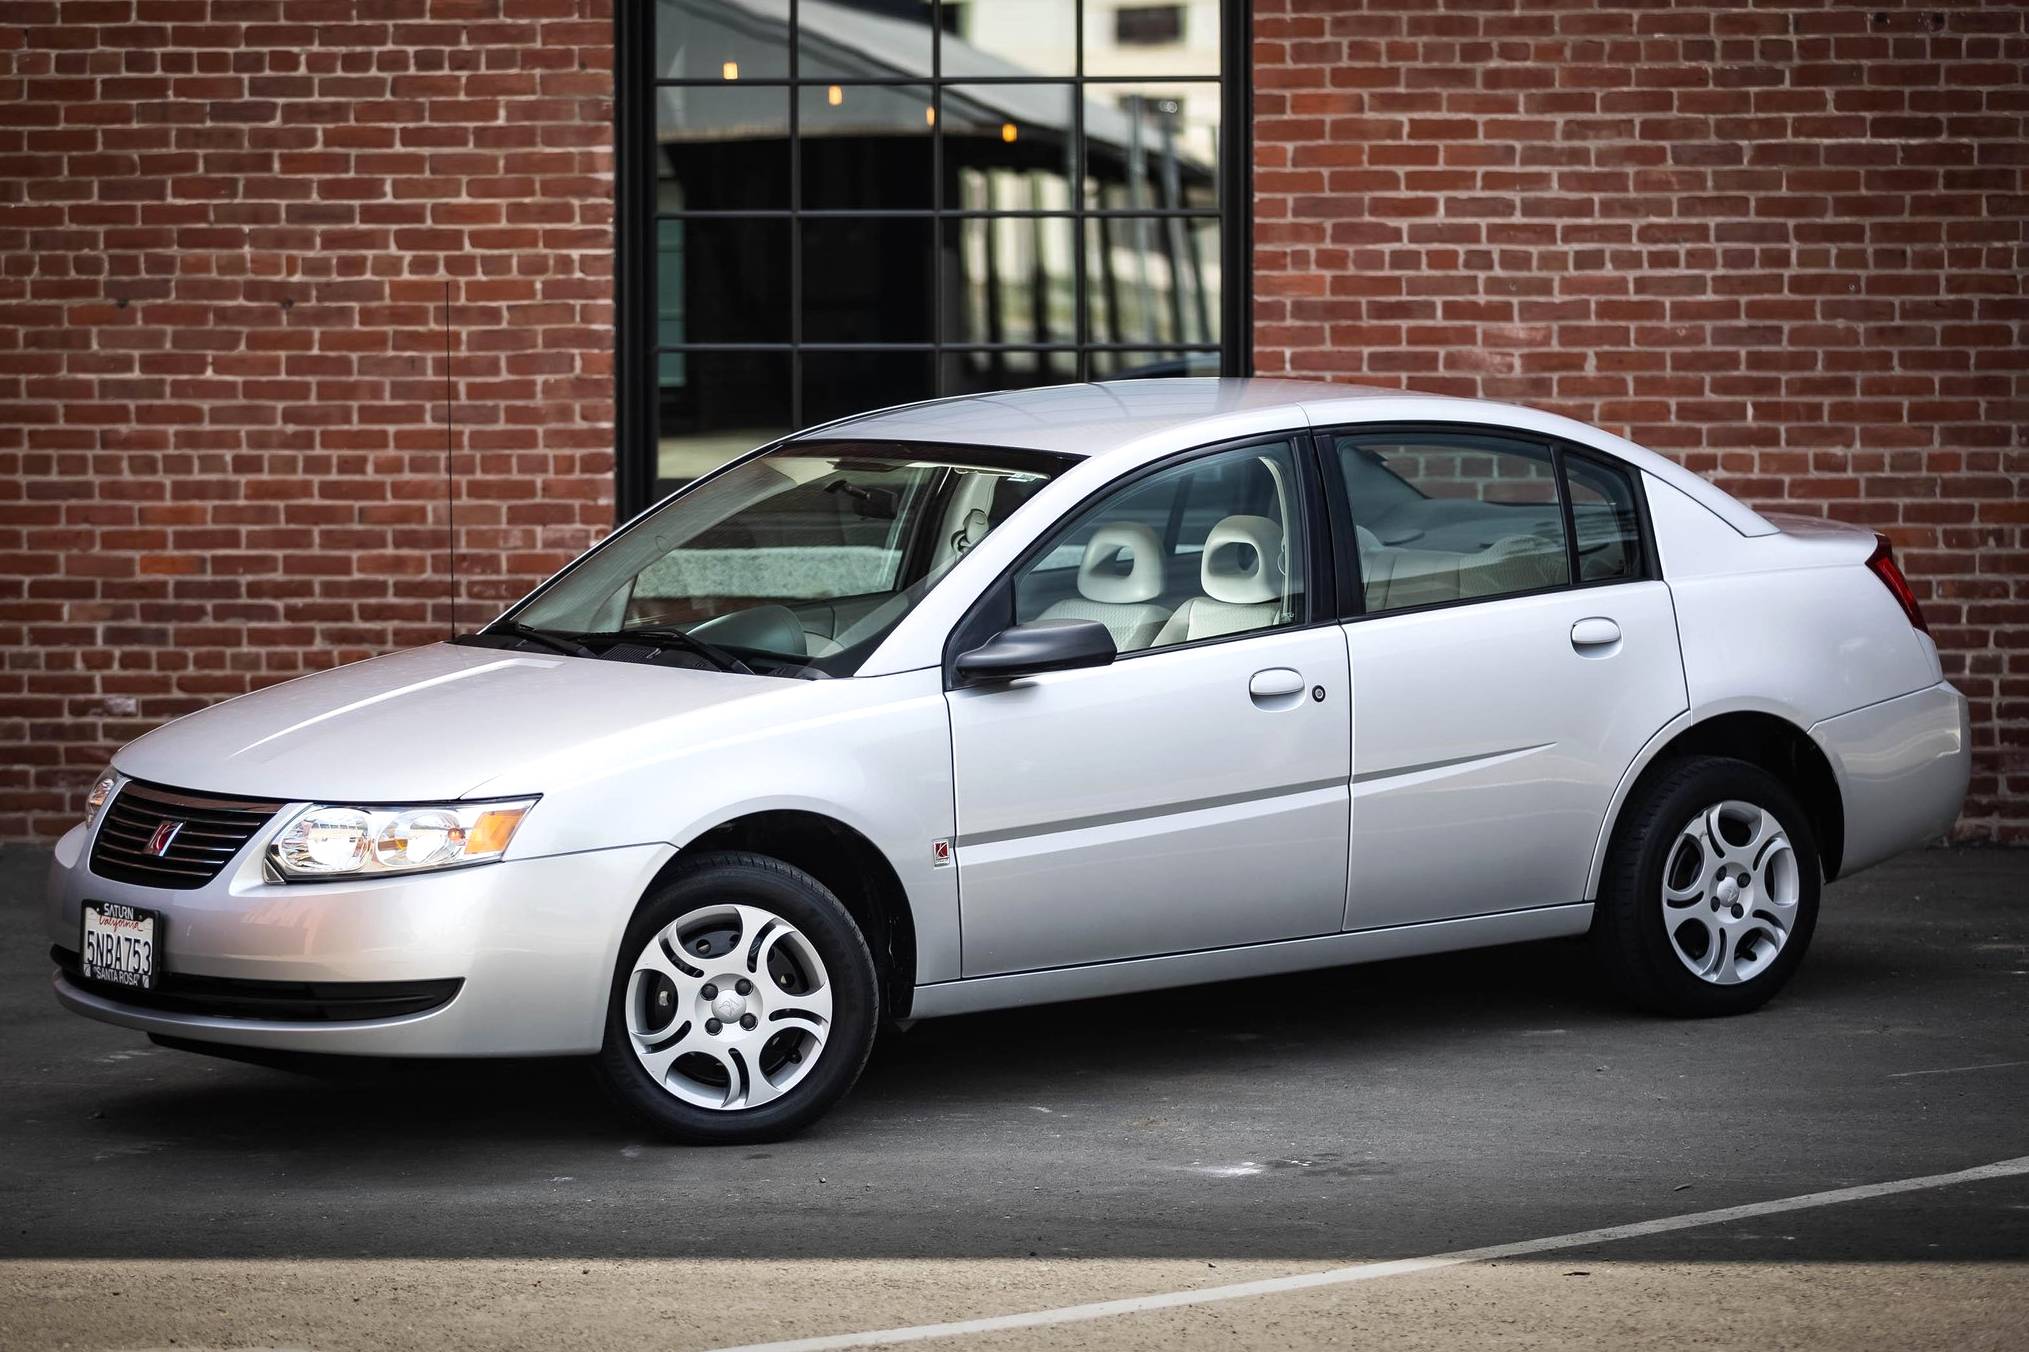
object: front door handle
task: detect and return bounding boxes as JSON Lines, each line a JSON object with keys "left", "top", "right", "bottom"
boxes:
{"left": 1248, "top": 668, "right": 1306, "bottom": 707}
{"left": 1570, "top": 617, "right": 1621, "bottom": 650}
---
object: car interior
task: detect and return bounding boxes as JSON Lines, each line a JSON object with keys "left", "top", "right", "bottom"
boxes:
{"left": 1014, "top": 443, "right": 1307, "bottom": 653}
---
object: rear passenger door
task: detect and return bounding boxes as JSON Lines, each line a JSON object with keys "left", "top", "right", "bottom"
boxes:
{"left": 1325, "top": 427, "right": 1688, "bottom": 930}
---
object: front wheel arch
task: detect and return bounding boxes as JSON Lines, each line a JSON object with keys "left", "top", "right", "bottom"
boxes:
{"left": 651, "top": 810, "right": 918, "bottom": 1020}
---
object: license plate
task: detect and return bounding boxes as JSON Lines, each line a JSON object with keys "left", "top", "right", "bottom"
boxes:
{"left": 81, "top": 902, "right": 159, "bottom": 991}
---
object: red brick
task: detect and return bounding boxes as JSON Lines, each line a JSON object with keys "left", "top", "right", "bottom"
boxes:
{"left": 1257, "top": 0, "right": 2027, "bottom": 842}
{"left": 0, "top": 0, "right": 614, "bottom": 838}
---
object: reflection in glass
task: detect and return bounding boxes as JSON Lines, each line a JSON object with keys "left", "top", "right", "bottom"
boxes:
{"left": 654, "top": 84, "right": 790, "bottom": 210}
{"left": 1083, "top": 0, "right": 1218, "bottom": 76}
{"left": 1089, "top": 348, "right": 1221, "bottom": 379}
{"left": 802, "top": 351, "right": 935, "bottom": 425}
{"left": 1085, "top": 215, "right": 1219, "bottom": 348}
{"left": 642, "top": 0, "right": 1233, "bottom": 463}
{"left": 945, "top": 348, "right": 1080, "bottom": 395}
{"left": 799, "top": 83, "right": 935, "bottom": 210}
{"left": 797, "top": 0, "right": 937, "bottom": 78}
{"left": 656, "top": 351, "right": 793, "bottom": 495}
{"left": 804, "top": 217, "right": 936, "bottom": 343}
{"left": 656, "top": 0, "right": 792, "bottom": 81}
{"left": 1084, "top": 84, "right": 1218, "bottom": 208}
{"left": 942, "top": 0, "right": 1077, "bottom": 77}
{"left": 656, "top": 217, "right": 791, "bottom": 345}
{"left": 948, "top": 216, "right": 1076, "bottom": 347}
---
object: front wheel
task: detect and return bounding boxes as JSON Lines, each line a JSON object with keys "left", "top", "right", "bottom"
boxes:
{"left": 596, "top": 852, "right": 879, "bottom": 1143}
{"left": 1591, "top": 756, "right": 1822, "bottom": 1017}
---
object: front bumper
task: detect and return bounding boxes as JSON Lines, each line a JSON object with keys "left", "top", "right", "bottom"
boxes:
{"left": 1810, "top": 679, "right": 1971, "bottom": 878}
{"left": 45, "top": 819, "right": 673, "bottom": 1056}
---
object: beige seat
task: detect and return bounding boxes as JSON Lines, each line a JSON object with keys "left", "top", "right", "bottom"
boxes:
{"left": 1153, "top": 514, "right": 1289, "bottom": 645}
{"left": 1357, "top": 524, "right": 1567, "bottom": 611}
{"left": 1036, "top": 522, "right": 1173, "bottom": 652}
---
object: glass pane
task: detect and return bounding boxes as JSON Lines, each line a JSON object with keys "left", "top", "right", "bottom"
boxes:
{"left": 802, "top": 216, "right": 935, "bottom": 343}
{"left": 947, "top": 215, "right": 1076, "bottom": 347}
{"left": 1013, "top": 440, "right": 1308, "bottom": 654}
{"left": 1565, "top": 455, "right": 1642, "bottom": 582}
{"left": 798, "top": 0, "right": 935, "bottom": 78}
{"left": 1083, "top": 1, "right": 1218, "bottom": 76}
{"left": 942, "top": 347, "right": 1079, "bottom": 395}
{"left": 801, "top": 350, "right": 935, "bottom": 426}
{"left": 655, "top": 84, "right": 790, "bottom": 211}
{"left": 942, "top": 82, "right": 1077, "bottom": 209}
{"left": 1089, "top": 348, "right": 1220, "bottom": 379}
{"left": 1336, "top": 435, "right": 1571, "bottom": 613}
{"left": 1085, "top": 85, "right": 1218, "bottom": 208}
{"left": 799, "top": 83, "right": 934, "bottom": 211}
{"left": 657, "top": 217, "right": 791, "bottom": 344}
{"left": 655, "top": 0, "right": 791, "bottom": 81}
{"left": 942, "top": 0, "right": 1076, "bottom": 77}
{"left": 1085, "top": 215, "right": 1220, "bottom": 348}
{"left": 521, "top": 441, "right": 1066, "bottom": 676}
{"left": 655, "top": 351, "right": 792, "bottom": 496}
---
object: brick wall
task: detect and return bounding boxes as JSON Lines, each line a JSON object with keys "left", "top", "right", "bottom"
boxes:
{"left": 0, "top": 0, "right": 616, "bottom": 838}
{"left": 1253, "top": 0, "right": 2028, "bottom": 841}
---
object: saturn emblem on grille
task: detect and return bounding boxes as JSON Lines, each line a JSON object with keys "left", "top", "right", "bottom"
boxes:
{"left": 144, "top": 820, "right": 184, "bottom": 856}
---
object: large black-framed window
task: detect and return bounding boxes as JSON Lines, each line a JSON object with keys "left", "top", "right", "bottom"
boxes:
{"left": 616, "top": 0, "right": 1252, "bottom": 512}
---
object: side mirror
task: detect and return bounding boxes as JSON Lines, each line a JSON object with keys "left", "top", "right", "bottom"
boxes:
{"left": 954, "top": 619, "right": 1116, "bottom": 685}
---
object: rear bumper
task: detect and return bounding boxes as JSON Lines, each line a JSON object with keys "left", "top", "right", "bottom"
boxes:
{"left": 45, "top": 821, "right": 673, "bottom": 1056}
{"left": 1811, "top": 680, "right": 1970, "bottom": 878}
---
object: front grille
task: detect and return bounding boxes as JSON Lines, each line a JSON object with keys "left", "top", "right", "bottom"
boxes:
{"left": 53, "top": 947, "right": 463, "bottom": 1022}
{"left": 89, "top": 781, "right": 284, "bottom": 890}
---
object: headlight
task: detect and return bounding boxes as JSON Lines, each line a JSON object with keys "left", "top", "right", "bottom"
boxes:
{"left": 84, "top": 773, "right": 118, "bottom": 826}
{"left": 268, "top": 798, "right": 537, "bottom": 880}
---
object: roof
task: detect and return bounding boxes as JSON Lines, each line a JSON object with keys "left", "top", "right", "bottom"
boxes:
{"left": 806, "top": 378, "right": 1381, "bottom": 456}
{"left": 802, "top": 378, "right": 1776, "bottom": 537}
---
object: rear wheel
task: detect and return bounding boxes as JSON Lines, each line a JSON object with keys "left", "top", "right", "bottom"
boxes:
{"left": 1591, "top": 756, "right": 1821, "bottom": 1017}
{"left": 596, "top": 852, "right": 879, "bottom": 1143}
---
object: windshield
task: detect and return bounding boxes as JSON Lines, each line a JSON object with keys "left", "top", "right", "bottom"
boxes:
{"left": 498, "top": 441, "right": 1068, "bottom": 677}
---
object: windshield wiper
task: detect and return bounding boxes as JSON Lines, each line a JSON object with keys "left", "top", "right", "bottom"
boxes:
{"left": 487, "top": 622, "right": 593, "bottom": 657}
{"left": 579, "top": 626, "right": 753, "bottom": 675}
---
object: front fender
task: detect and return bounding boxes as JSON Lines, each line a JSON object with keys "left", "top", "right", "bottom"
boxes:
{"left": 486, "top": 668, "right": 961, "bottom": 984}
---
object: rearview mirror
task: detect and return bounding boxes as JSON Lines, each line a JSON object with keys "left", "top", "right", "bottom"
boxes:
{"left": 954, "top": 620, "right": 1116, "bottom": 685}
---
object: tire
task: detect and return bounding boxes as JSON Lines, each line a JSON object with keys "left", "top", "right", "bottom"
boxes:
{"left": 596, "top": 851, "right": 879, "bottom": 1143}
{"left": 1590, "top": 756, "right": 1822, "bottom": 1017}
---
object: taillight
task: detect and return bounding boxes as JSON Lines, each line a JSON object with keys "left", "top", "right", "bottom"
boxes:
{"left": 1866, "top": 534, "right": 1930, "bottom": 636}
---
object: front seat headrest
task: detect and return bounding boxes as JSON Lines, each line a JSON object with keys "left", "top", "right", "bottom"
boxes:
{"left": 1202, "top": 514, "right": 1285, "bottom": 605}
{"left": 1077, "top": 522, "right": 1164, "bottom": 604}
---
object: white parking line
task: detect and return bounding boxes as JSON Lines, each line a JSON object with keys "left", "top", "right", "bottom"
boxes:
{"left": 1887, "top": 1059, "right": 2029, "bottom": 1079}
{"left": 706, "top": 1156, "right": 2029, "bottom": 1352}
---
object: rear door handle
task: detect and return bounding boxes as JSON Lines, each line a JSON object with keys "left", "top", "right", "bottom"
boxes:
{"left": 1570, "top": 617, "right": 1621, "bottom": 649}
{"left": 1248, "top": 668, "right": 1306, "bottom": 706}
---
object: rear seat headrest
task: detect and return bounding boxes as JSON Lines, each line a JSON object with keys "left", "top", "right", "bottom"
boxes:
{"left": 1077, "top": 522, "right": 1164, "bottom": 604}
{"left": 1202, "top": 514, "right": 1284, "bottom": 605}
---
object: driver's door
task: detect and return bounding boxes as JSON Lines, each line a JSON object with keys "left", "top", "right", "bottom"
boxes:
{"left": 945, "top": 439, "right": 1351, "bottom": 977}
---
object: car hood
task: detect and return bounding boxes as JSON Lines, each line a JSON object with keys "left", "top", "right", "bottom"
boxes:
{"left": 112, "top": 642, "right": 783, "bottom": 802}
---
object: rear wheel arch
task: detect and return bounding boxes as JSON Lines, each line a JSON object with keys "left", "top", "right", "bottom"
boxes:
{"left": 650, "top": 810, "right": 919, "bottom": 1019}
{"left": 1603, "top": 711, "right": 1844, "bottom": 886}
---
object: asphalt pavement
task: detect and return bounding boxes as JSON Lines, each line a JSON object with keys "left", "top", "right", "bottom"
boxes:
{"left": 1, "top": 844, "right": 2023, "bottom": 1350}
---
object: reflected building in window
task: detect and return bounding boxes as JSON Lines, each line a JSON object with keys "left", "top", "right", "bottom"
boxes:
{"left": 635, "top": 0, "right": 1233, "bottom": 498}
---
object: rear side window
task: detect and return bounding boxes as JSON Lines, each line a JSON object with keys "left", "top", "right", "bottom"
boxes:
{"left": 1564, "top": 455, "right": 1642, "bottom": 582}
{"left": 1330, "top": 430, "right": 1648, "bottom": 616}
{"left": 1335, "top": 434, "right": 1570, "bottom": 613}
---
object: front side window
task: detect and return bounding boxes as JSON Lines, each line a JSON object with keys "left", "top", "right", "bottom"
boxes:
{"left": 1013, "top": 441, "right": 1308, "bottom": 654}
{"left": 1335, "top": 433, "right": 1571, "bottom": 614}
{"left": 510, "top": 443, "right": 1065, "bottom": 676}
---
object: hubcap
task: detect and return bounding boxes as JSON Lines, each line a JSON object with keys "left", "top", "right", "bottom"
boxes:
{"left": 1660, "top": 800, "right": 1801, "bottom": 986}
{"left": 624, "top": 903, "right": 833, "bottom": 1111}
